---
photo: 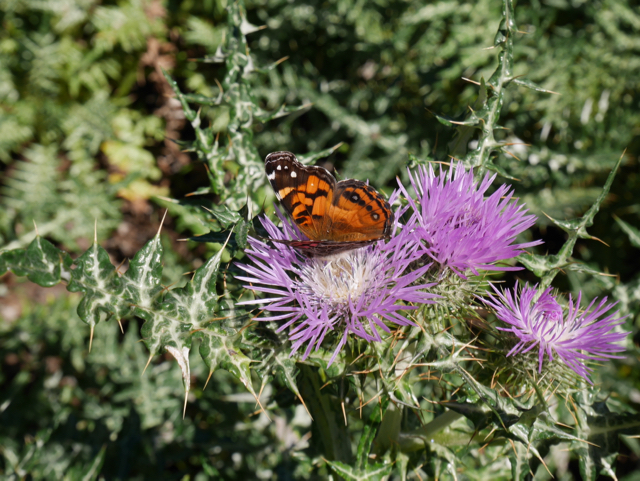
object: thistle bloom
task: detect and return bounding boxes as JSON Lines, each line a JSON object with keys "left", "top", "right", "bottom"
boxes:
{"left": 484, "top": 282, "right": 628, "bottom": 382}
{"left": 237, "top": 207, "right": 437, "bottom": 364}
{"left": 398, "top": 163, "right": 542, "bottom": 277}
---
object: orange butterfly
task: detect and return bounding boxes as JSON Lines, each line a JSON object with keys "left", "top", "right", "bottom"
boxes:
{"left": 264, "top": 151, "right": 393, "bottom": 258}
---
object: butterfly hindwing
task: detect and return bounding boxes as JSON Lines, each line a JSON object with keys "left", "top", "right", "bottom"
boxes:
{"left": 267, "top": 238, "right": 377, "bottom": 258}
{"left": 329, "top": 179, "right": 393, "bottom": 242}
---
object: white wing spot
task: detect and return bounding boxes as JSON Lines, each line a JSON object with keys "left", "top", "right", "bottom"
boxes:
{"left": 284, "top": 165, "right": 289, "bottom": 169}
{"left": 267, "top": 171, "right": 276, "bottom": 180}
{"left": 291, "top": 171, "right": 297, "bottom": 178}
{"left": 277, "top": 165, "right": 282, "bottom": 170}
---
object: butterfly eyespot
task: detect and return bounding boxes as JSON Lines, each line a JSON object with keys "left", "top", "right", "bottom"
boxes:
{"left": 351, "top": 194, "right": 360, "bottom": 202}
{"left": 372, "top": 213, "right": 380, "bottom": 220}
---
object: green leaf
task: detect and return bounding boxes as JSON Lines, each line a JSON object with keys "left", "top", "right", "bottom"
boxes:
{"left": 509, "top": 442, "right": 531, "bottom": 481}
{"left": 299, "top": 365, "right": 352, "bottom": 463}
{"left": 141, "top": 235, "right": 221, "bottom": 355}
{"left": 448, "top": 78, "right": 488, "bottom": 158}
{"left": 485, "top": 160, "right": 519, "bottom": 181}
{"left": 537, "top": 153, "right": 623, "bottom": 290}
{"left": 206, "top": 204, "right": 242, "bottom": 229}
{"left": 510, "top": 78, "right": 559, "bottom": 95}
{"left": 326, "top": 460, "right": 392, "bottom": 481}
{"left": 190, "top": 230, "right": 236, "bottom": 245}
{"left": 614, "top": 216, "right": 640, "bottom": 248}
{"left": 122, "top": 235, "right": 164, "bottom": 313}
{"left": 435, "top": 111, "right": 480, "bottom": 128}
{"left": 0, "top": 236, "right": 72, "bottom": 287}
{"left": 67, "top": 242, "right": 129, "bottom": 326}
{"left": 575, "top": 399, "right": 640, "bottom": 481}
{"left": 297, "top": 142, "right": 344, "bottom": 165}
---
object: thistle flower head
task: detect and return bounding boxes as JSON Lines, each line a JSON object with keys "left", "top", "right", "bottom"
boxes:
{"left": 484, "top": 282, "right": 629, "bottom": 383}
{"left": 398, "top": 163, "right": 542, "bottom": 278}
{"left": 237, "top": 208, "right": 437, "bottom": 364}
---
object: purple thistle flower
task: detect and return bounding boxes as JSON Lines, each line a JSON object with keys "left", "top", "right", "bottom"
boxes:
{"left": 398, "top": 163, "right": 542, "bottom": 278}
{"left": 237, "top": 207, "right": 437, "bottom": 365}
{"left": 484, "top": 282, "right": 629, "bottom": 383}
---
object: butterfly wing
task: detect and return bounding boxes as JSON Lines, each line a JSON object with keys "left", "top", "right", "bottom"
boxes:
{"left": 264, "top": 151, "right": 393, "bottom": 258}
{"left": 264, "top": 151, "right": 335, "bottom": 240}
{"left": 327, "top": 179, "right": 394, "bottom": 242}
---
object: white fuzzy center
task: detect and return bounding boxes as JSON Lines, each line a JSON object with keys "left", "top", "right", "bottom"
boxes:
{"left": 300, "top": 250, "right": 380, "bottom": 306}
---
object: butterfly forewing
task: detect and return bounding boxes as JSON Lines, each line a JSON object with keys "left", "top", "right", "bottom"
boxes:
{"left": 265, "top": 151, "right": 335, "bottom": 240}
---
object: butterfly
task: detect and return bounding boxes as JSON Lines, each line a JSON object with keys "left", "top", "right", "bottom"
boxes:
{"left": 264, "top": 151, "right": 394, "bottom": 258}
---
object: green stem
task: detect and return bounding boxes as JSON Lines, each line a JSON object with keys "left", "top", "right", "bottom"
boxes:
{"left": 397, "top": 410, "right": 464, "bottom": 452}
{"left": 298, "top": 364, "right": 352, "bottom": 463}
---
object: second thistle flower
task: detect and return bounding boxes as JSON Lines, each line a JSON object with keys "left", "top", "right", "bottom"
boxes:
{"left": 398, "top": 163, "right": 542, "bottom": 278}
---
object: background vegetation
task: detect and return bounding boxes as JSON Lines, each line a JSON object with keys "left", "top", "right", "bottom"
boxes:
{"left": 0, "top": 0, "right": 638, "bottom": 479}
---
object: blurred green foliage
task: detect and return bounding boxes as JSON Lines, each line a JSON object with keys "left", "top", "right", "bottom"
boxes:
{"left": 1, "top": 0, "right": 639, "bottom": 479}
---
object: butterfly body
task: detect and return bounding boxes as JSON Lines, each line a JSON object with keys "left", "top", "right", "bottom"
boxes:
{"left": 264, "top": 151, "right": 393, "bottom": 257}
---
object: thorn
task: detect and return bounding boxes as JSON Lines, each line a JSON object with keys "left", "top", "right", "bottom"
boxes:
{"left": 297, "top": 394, "right": 313, "bottom": 420}
{"left": 115, "top": 258, "right": 127, "bottom": 276}
{"left": 257, "top": 383, "right": 266, "bottom": 409}
{"left": 589, "top": 235, "right": 610, "bottom": 247}
{"left": 183, "top": 389, "right": 189, "bottom": 420}
{"left": 503, "top": 149, "right": 522, "bottom": 162}
{"left": 117, "top": 319, "right": 124, "bottom": 334}
{"left": 251, "top": 389, "right": 271, "bottom": 422}
{"left": 361, "top": 391, "right": 382, "bottom": 409}
{"left": 155, "top": 196, "right": 178, "bottom": 203}
{"left": 157, "top": 209, "right": 168, "bottom": 237}
{"left": 330, "top": 141, "right": 344, "bottom": 152}
{"left": 541, "top": 211, "right": 555, "bottom": 222}
{"left": 274, "top": 56, "right": 289, "bottom": 66}
{"left": 414, "top": 466, "right": 425, "bottom": 481}
{"left": 89, "top": 324, "right": 94, "bottom": 353}
{"left": 94, "top": 218, "right": 98, "bottom": 244}
{"left": 200, "top": 205, "right": 215, "bottom": 216}
{"left": 33, "top": 220, "right": 39, "bottom": 236}
{"left": 214, "top": 77, "right": 223, "bottom": 94}
{"left": 142, "top": 353, "right": 153, "bottom": 376}
{"left": 461, "top": 77, "right": 481, "bottom": 86}
{"left": 341, "top": 401, "right": 347, "bottom": 426}
{"left": 204, "top": 370, "right": 214, "bottom": 390}
{"left": 350, "top": 352, "right": 365, "bottom": 365}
